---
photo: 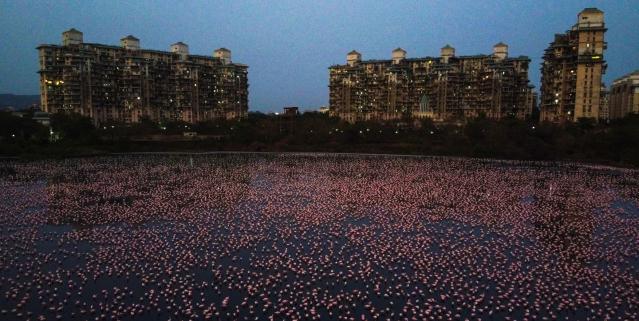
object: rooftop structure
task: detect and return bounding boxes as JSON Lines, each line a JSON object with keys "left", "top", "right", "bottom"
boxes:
{"left": 283, "top": 106, "right": 299, "bottom": 117}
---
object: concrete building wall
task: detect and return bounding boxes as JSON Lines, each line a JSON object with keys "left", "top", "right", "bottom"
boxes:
{"left": 609, "top": 71, "right": 639, "bottom": 119}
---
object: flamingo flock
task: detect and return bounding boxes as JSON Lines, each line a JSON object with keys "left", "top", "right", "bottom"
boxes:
{"left": 0, "top": 154, "right": 638, "bottom": 321}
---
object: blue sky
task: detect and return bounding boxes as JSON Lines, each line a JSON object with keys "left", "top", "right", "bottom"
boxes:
{"left": 1, "top": 0, "right": 638, "bottom": 112}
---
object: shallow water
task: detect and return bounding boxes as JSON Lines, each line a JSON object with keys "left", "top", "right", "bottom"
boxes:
{"left": 1, "top": 154, "right": 638, "bottom": 320}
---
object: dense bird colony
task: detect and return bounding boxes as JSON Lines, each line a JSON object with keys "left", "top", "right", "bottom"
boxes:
{"left": 0, "top": 154, "right": 638, "bottom": 321}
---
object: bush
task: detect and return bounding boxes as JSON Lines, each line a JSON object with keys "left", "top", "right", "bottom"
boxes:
{"left": 2, "top": 111, "right": 639, "bottom": 167}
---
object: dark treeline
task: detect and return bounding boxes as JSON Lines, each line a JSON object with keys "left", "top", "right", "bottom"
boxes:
{"left": 1, "top": 110, "right": 638, "bottom": 167}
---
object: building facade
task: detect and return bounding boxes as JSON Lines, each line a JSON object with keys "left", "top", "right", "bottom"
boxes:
{"left": 540, "top": 8, "right": 607, "bottom": 122}
{"left": 599, "top": 85, "right": 609, "bottom": 121}
{"left": 608, "top": 71, "right": 639, "bottom": 120}
{"left": 328, "top": 43, "right": 534, "bottom": 123}
{"left": 38, "top": 29, "right": 248, "bottom": 125}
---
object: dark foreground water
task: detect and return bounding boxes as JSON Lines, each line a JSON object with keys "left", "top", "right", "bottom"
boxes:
{"left": 0, "top": 154, "right": 638, "bottom": 321}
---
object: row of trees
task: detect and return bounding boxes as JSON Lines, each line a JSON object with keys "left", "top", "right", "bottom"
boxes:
{"left": 1, "top": 110, "right": 638, "bottom": 166}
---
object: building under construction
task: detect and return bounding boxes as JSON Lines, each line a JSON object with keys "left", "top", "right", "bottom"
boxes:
{"left": 540, "top": 8, "right": 607, "bottom": 122}
{"left": 37, "top": 29, "right": 248, "bottom": 125}
{"left": 328, "top": 43, "right": 534, "bottom": 123}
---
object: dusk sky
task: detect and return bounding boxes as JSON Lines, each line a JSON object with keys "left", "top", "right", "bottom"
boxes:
{"left": 1, "top": 0, "right": 638, "bottom": 112}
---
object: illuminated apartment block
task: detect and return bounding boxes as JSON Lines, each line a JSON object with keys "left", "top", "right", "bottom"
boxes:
{"left": 328, "top": 43, "right": 534, "bottom": 123}
{"left": 540, "top": 8, "right": 607, "bottom": 122}
{"left": 38, "top": 29, "right": 248, "bottom": 125}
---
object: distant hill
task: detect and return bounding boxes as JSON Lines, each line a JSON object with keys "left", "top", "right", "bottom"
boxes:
{"left": 0, "top": 94, "right": 40, "bottom": 110}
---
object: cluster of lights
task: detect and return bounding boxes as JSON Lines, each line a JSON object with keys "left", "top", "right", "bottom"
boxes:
{"left": 45, "top": 80, "right": 64, "bottom": 86}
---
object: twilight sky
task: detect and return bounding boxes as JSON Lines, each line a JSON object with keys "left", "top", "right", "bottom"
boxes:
{"left": 1, "top": 0, "right": 638, "bottom": 112}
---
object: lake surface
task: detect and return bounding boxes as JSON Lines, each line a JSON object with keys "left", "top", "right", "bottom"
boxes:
{"left": 1, "top": 154, "right": 638, "bottom": 320}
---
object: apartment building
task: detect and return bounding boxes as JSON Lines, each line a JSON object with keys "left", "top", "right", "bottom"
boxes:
{"left": 329, "top": 43, "right": 534, "bottom": 123}
{"left": 38, "top": 29, "right": 248, "bottom": 125}
{"left": 540, "top": 8, "right": 607, "bottom": 122}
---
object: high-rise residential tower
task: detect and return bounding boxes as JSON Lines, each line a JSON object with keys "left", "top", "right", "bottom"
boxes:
{"left": 38, "top": 29, "right": 249, "bottom": 125}
{"left": 329, "top": 43, "right": 534, "bottom": 123}
{"left": 540, "top": 8, "right": 607, "bottom": 122}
